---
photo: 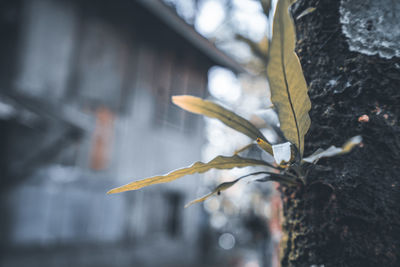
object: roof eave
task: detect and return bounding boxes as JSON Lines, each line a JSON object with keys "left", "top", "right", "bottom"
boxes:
{"left": 137, "top": 0, "right": 247, "bottom": 74}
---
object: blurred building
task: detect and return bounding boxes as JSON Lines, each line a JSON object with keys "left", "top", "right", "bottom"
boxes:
{"left": 0, "top": 0, "right": 244, "bottom": 266}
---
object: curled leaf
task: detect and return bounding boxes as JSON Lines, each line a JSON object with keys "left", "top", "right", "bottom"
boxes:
{"left": 255, "top": 173, "right": 299, "bottom": 185}
{"left": 184, "top": 178, "right": 241, "bottom": 208}
{"left": 267, "top": 0, "right": 311, "bottom": 156}
{"left": 303, "top": 135, "right": 362, "bottom": 163}
{"left": 108, "top": 155, "right": 273, "bottom": 194}
{"left": 172, "top": 96, "right": 270, "bottom": 146}
{"left": 185, "top": 171, "right": 274, "bottom": 208}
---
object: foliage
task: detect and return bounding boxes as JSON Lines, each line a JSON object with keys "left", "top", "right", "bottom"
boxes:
{"left": 108, "top": 155, "right": 273, "bottom": 194}
{"left": 108, "top": 0, "right": 362, "bottom": 207}
{"left": 172, "top": 95, "right": 273, "bottom": 154}
{"left": 267, "top": 0, "right": 311, "bottom": 157}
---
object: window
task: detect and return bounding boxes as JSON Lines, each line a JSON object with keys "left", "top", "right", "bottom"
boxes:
{"left": 165, "top": 192, "right": 182, "bottom": 238}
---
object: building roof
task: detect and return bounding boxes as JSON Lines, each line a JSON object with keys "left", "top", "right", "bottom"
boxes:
{"left": 137, "top": 0, "right": 247, "bottom": 74}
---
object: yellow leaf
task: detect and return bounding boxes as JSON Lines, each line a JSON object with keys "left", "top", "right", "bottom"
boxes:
{"left": 303, "top": 136, "right": 362, "bottom": 163}
{"left": 172, "top": 96, "right": 272, "bottom": 151}
{"left": 256, "top": 138, "right": 274, "bottom": 155}
{"left": 267, "top": 0, "right": 311, "bottom": 156}
{"left": 296, "top": 7, "right": 317, "bottom": 20}
{"left": 341, "top": 135, "right": 362, "bottom": 153}
{"left": 234, "top": 143, "right": 257, "bottom": 155}
{"left": 107, "top": 155, "right": 272, "bottom": 194}
{"left": 259, "top": 36, "right": 270, "bottom": 56}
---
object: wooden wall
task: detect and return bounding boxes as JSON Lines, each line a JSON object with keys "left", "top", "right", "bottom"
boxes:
{"left": 1, "top": 0, "right": 215, "bottom": 264}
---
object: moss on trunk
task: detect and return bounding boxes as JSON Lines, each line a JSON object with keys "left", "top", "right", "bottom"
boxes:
{"left": 280, "top": 0, "right": 400, "bottom": 266}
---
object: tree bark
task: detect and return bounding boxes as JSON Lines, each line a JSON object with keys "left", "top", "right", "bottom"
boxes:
{"left": 280, "top": 0, "right": 400, "bottom": 266}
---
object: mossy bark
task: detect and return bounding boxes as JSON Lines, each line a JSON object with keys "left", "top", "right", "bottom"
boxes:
{"left": 280, "top": 0, "right": 400, "bottom": 266}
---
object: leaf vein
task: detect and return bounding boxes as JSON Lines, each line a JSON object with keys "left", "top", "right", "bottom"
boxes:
{"left": 279, "top": 7, "right": 302, "bottom": 154}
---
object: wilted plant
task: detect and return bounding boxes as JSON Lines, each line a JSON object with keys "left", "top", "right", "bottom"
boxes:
{"left": 108, "top": 0, "right": 361, "bottom": 207}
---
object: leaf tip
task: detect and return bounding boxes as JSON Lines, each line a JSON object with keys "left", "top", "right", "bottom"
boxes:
{"left": 350, "top": 135, "right": 362, "bottom": 144}
{"left": 342, "top": 135, "right": 363, "bottom": 153}
{"left": 171, "top": 95, "right": 190, "bottom": 104}
{"left": 171, "top": 95, "right": 180, "bottom": 101}
{"left": 107, "top": 186, "right": 129, "bottom": 194}
{"left": 184, "top": 199, "right": 202, "bottom": 208}
{"left": 107, "top": 188, "right": 118, "bottom": 194}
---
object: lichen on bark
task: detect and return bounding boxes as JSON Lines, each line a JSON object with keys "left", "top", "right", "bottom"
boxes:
{"left": 339, "top": 0, "right": 400, "bottom": 59}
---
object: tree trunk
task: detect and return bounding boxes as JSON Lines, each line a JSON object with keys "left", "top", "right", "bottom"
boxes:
{"left": 280, "top": 0, "right": 400, "bottom": 266}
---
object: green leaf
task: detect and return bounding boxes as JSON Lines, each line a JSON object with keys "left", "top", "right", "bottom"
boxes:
{"left": 267, "top": 0, "right": 311, "bottom": 156}
{"left": 172, "top": 96, "right": 272, "bottom": 152}
{"left": 107, "top": 155, "right": 272, "bottom": 194}
{"left": 303, "top": 136, "right": 362, "bottom": 163}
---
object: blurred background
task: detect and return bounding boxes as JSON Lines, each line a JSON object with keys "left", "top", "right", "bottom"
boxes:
{"left": 0, "top": 0, "right": 282, "bottom": 266}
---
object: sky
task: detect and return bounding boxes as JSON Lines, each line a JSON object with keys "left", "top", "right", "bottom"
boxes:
{"left": 195, "top": 0, "right": 268, "bottom": 41}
